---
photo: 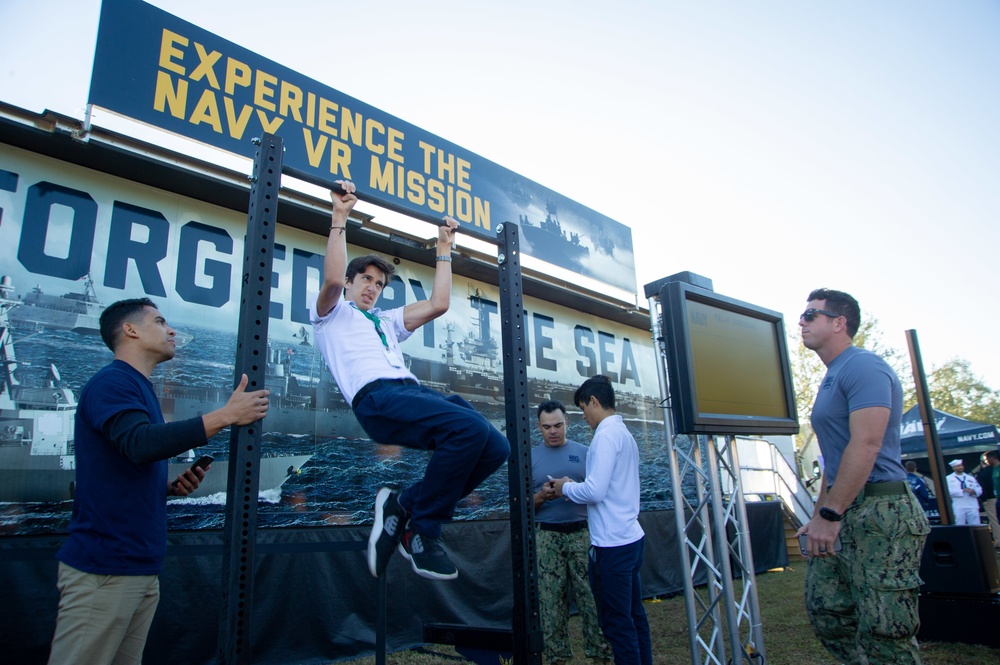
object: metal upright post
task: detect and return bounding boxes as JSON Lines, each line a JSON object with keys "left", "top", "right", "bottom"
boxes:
{"left": 218, "top": 133, "right": 283, "bottom": 664}
{"left": 906, "top": 329, "right": 953, "bottom": 524}
{"left": 705, "top": 435, "right": 765, "bottom": 662}
{"left": 723, "top": 435, "right": 766, "bottom": 660}
{"left": 497, "top": 221, "right": 543, "bottom": 665}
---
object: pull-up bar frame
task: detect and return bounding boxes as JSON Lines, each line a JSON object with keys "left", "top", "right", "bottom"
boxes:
{"left": 218, "top": 133, "right": 541, "bottom": 664}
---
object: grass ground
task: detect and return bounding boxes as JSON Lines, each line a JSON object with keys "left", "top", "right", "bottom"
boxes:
{"left": 337, "top": 562, "right": 1000, "bottom": 664}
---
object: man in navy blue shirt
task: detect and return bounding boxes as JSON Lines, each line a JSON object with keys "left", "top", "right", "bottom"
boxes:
{"left": 48, "top": 298, "right": 269, "bottom": 665}
{"left": 905, "top": 461, "right": 935, "bottom": 513}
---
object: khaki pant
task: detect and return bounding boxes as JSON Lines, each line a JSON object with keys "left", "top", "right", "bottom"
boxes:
{"left": 47, "top": 562, "right": 160, "bottom": 665}
{"left": 984, "top": 497, "right": 1000, "bottom": 548}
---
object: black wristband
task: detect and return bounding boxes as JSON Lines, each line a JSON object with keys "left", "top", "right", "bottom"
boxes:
{"left": 818, "top": 506, "right": 843, "bottom": 522}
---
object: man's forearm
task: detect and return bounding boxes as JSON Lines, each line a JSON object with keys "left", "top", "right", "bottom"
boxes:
{"left": 105, "top": 410, "right": 209, "bottom": 464}
{"left": 202, "top": 405, "right": 241, "bottom": 439}
{"left": 823, "top": 439, "right": 880, "bottom": 513}
{"left": 429, "top": 241, "right": 453, "bottom": 311}
{"left": 323, "top": 211, "right": 349, "bottom": 284}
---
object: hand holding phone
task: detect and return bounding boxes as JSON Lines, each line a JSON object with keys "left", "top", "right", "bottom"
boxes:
{"left": 171, "top": 455, "right": 214, "bottom": 488}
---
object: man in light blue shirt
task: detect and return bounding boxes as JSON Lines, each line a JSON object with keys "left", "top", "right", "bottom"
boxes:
{"left": 795, "top": 288, "right": 929, "bottom": 664}
{"left": 532, "top": 400, "right": 612, "bottom": 664}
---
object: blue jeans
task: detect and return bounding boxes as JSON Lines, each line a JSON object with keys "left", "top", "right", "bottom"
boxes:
{"left": 353, "top": 382, "right": 509, "bottom": 538}
{"left": 589, "top": 537, "right": 652, "bottom": 665}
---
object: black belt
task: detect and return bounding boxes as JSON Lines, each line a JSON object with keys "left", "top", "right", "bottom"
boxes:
{"left": 351, "top": 378, "right": 418, "bottom": 410}
{"left": 857, "top": 480, "right": 908, "bottom": 501}
{"left": 538, "top": 521, "right": 588, "bottom": 534}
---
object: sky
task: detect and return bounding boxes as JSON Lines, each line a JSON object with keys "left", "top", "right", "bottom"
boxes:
{"left": 2, "top": 0, "right": 999, "bottom": 394}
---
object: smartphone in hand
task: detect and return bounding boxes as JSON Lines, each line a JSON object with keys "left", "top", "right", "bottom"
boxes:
{"left": 171, "top": 455, "right": 214, "bottom": 488}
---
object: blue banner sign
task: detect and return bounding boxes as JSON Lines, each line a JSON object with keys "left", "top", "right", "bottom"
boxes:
{"left": 88, "top": 0, "right": 637, "bottom": 292}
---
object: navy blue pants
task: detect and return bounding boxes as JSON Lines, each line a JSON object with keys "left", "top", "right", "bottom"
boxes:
{"left": 353, "top": 382, "right": 509, "bottom": 538}
{"left": 589, "top": 537, "right": 653, "bottom": 665}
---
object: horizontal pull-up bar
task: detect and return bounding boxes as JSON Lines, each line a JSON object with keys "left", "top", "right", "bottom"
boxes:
{"left": 280, "top": 161, "right": 500, "bottom": 245}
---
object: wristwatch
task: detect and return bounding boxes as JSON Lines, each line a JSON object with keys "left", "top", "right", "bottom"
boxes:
{"left": 818, "top": 507, "right": 843, "bottom": 522}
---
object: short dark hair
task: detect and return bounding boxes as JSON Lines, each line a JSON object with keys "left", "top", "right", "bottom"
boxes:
{"left": 100, "top": 298, "right": 157, "bottom": 351}
{"left": 574, "top": 375, "right": 615, "bottom": 410}
{"left": 807, "top": 288, "right": 861, "bottom": 338}
{"left": 346, "top": 254, "right": 395, "bottom": 285}
{"left": 537, "top": 399, "right": 566, "bottom": 420}
{"left": 904, "top": 460, "right": 917, "bottom": 472}
{"left": 984, "top": 451, "right": 999, "bottom": 463}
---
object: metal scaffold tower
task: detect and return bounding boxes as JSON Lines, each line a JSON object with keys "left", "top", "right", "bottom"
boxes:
{"left": 645, "top": 278, "right": 766, "bottom": 665}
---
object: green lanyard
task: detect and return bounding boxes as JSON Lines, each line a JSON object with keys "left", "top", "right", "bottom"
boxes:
{"left": 351, "top": 302, "right": 388, "bottom": 349}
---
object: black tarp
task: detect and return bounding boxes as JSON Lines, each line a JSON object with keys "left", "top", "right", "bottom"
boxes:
{"left": 899, "top": 406, "right": 1000, "bottom": 459}
{"left": 0, "top": 503, "right": 787, "bottom": 665}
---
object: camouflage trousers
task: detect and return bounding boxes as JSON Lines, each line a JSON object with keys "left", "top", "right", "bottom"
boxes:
{"left": 536, "top": 527, "right": 613, "bottom": 662}
{"left": 805, "top": 486, "right": 931, "bottom": 665}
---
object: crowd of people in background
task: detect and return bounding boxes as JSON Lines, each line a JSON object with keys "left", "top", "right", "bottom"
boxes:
{"left": 904, "top": 452, "right": 1000, "bottom": 547}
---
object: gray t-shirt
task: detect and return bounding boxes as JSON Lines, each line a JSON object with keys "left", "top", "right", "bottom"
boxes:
{"left": 532, "top": 439, "right": 589, "bottom": 524}
{"left": 811, "top": 345, "right": 906, "bottom": 486}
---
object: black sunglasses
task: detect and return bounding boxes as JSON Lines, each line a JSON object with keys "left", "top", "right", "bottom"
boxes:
{"left": 800, "top": 308, "right": 841, "bottom": 322}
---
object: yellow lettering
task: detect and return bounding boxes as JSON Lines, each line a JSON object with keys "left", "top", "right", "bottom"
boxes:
{"left": 370, "top": 155, "right": 394, "bottom": 193}
{"left": 427, "top": 179, "right": 445, "bottom": 213}
{"left": 223, "top": 98, "right": 253, "bottom": 140}
{"left": 437, "top": 149, "right": 455, "bottom": 183}
{"left": 303, "top": 128, "right": 329, "bottom": 168}
{"left": 456, "top": 158, "right": 471, "bottom": 191}
{"left": 190, "top": 43, "right": 222, "bottom": 89}
{"left": 279, "top": 82, "right": 304, "bottom": 123}
{"left": 456, "top": 190, "right": 472, "bottom": 222}
{"left": 365, "top": 119, "right": 385, "bottom": 155}
{"left": 387, "top": 127, "right": 404, "bottom": 164}
{"left": 189, "top": 89, "right": 222, "bottom": 133}
{"left": 278, "top": 81, "right": 302, "bottom": 123}
{"left": 341, "top": 107, "right": 363, "bottom": 146}
{"left": 256, "top": 110, "right": 284, "bottom": 133}
{"left": 306, "top": 92, "right": 316, "bottom": 128}
{"left": 153, "top": 71, "right": 188, "bottom": 119}
{"left": 224, "top": 58, "right": 251, "bottom": 95}
{"left": 396, "top": 165, "right": 406, "bottom": 197}
{"left": 329, "top": 140, "right": 352, "bottom": 178}
{"left": 318, "top": 98, "right": 338, "bottom": 136}
{"left": 418, "top": 140, "right": 435, "bottom": 173}
{"left": 406, "top": 171, "right": 425, "bottom": 205}
{"left": 254, "top": 70, "right": 278, "bottom": 111}
{"left": 475, "top": 198, "right": 491, "bottom": 230}
{"left": 159, "top": 29, "right": 187, "bottom": 76}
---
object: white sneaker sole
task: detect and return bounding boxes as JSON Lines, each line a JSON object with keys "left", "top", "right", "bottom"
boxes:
{"left": 367, "top": 487, "right": 393, "bottom": 578}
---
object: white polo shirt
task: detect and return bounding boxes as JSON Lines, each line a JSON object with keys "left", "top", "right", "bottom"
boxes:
{"left": 310, "top": 296, "right": 416, "bottom": 405}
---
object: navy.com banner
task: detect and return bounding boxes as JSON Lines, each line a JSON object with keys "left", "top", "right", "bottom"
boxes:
{"left": 89, "top": 0, "right": 637, "bottom": 292}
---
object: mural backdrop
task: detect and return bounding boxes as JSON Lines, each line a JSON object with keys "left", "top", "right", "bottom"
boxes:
{"left": 0, "top": 144, "right": 667, "bottom": 537}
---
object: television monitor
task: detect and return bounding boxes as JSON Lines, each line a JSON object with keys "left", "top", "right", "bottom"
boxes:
{"left": 659, "top": 280, "right": 799, "bottom": 435}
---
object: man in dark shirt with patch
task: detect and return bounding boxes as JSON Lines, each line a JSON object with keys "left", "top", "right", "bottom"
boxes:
{"left": 48, "top": 298, "right": 269, "bottom": 665}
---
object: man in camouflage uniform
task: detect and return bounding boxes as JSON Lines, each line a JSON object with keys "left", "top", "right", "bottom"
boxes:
{"left": 796, "top": 289, "right": 930, "bottom": 664}
{"left": 532, "top": 400, "right": 612, "bottom": 664}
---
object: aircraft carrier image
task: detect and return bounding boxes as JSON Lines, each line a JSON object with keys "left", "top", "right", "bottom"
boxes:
{"left": 0, "top": 275, "right": 309, "bottom": 504}
{"left": 9, "top": 273, "right": 105, "bottom": 335}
